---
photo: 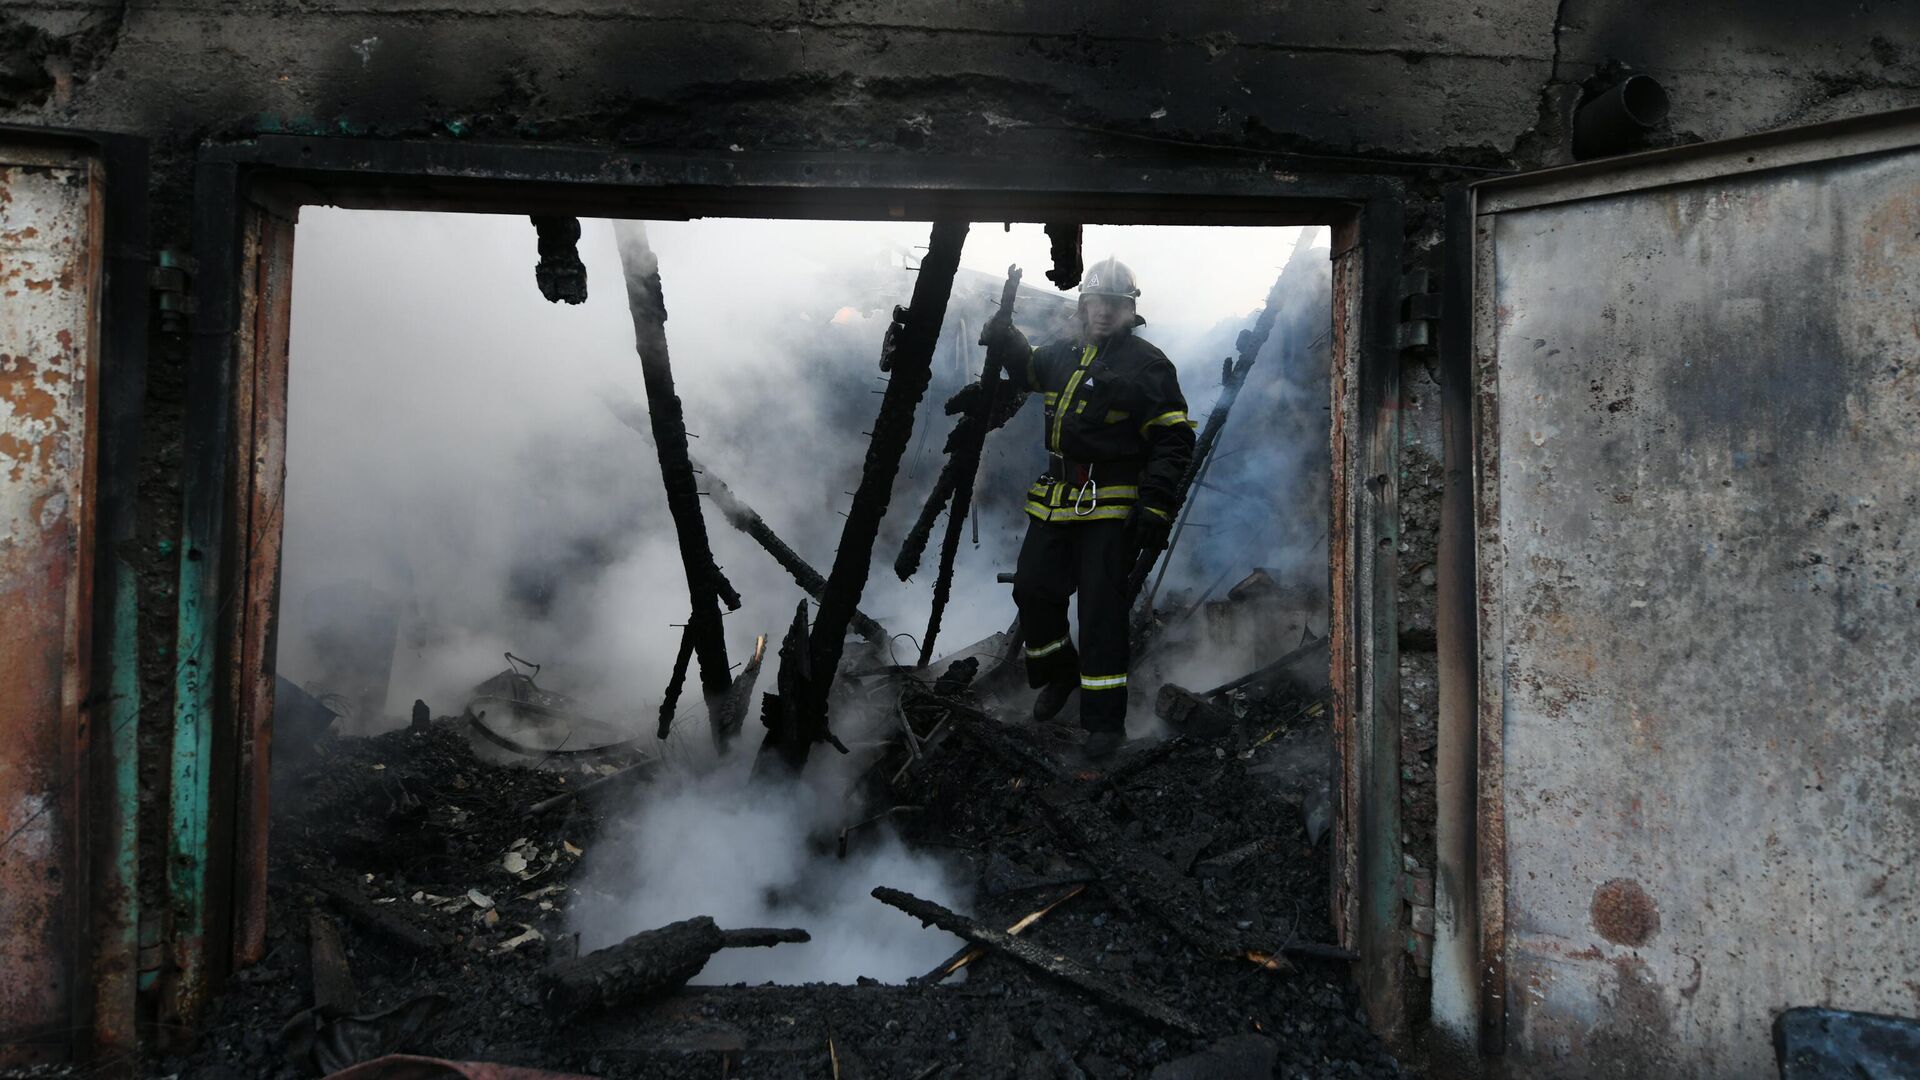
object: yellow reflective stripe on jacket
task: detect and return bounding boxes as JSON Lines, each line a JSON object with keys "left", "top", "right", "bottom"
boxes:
{"left": 1023, "top": 503, "right": 1132, "bottom": 524}
{"left": 1140, "top": 409, "right": 1190, "bottom": 436}
{"left": 1144, "top": 505, "right": 1172, "bottom": 521}
{"left": 1048, "top": 344, "right": 1098, "bottom": 453}
{"left": 1080, "top": 673, "right": 1128, "bottom": 690}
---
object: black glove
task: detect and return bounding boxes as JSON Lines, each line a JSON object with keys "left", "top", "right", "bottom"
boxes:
{"left": 1124, "top": 505, "right": 1173, "bottom": 554}
{"left": 981, "top": 319, "right": 1030, "bottom": 360}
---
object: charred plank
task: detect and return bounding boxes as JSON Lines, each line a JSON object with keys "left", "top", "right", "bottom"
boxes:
{"left": 872, "top": 886, "right": 1205, "bottom": 1038}
{"left": 656, "top": 621, "right": 696, "bottom": 739}
{"left": 302, "top": 870, "right": 437, "bottom": 954}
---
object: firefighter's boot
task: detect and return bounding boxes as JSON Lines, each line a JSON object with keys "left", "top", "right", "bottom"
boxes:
{"left": 1033, "top": 674, "right": 1077, "bottom": 723}
{"left": 1082, "top": 729, "right": 1126, "bottom": 761}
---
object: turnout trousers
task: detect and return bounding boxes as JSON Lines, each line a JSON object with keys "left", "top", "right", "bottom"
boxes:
{"left": 1012, "top": 518, "right": 1133, "bottom": 733}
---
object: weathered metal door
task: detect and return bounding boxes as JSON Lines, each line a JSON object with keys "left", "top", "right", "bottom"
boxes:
{"left": 0, "top": 134, "right": 107, "bottom": 1066}
{"left": 1469, "top": 108, "right": 1920, "bottom": 1076}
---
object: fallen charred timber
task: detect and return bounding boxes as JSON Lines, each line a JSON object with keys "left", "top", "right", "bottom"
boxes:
{"left": 540, "top": 917, "right": 809, "bottom": 1014}
{"left": 873, "top": 886, "right": 1207, "bottom": 1038}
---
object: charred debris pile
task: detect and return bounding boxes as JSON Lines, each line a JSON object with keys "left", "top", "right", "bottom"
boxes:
{"left": 166, "top": 222, "right": 1398, "bottom": 1079}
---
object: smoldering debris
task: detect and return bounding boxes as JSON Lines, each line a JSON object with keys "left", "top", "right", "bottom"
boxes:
{"left": 172, "top": 626, "right": 1396, "bottom": 1078}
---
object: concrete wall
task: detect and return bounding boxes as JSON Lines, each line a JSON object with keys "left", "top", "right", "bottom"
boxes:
{"left": 2, "top": 0, "right": 1917, "bottom": 1065}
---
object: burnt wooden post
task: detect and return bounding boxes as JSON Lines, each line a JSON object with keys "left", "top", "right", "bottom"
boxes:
{"left": 614, "top": 221, "right": 742, "bottom": 751}
{"left": 785, "top": 220, "right": 969, "bottom": 764}
{"left": 898, "top": 266, "right": 1023, "bottom": 666}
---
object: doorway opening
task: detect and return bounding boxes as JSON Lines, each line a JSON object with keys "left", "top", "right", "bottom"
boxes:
{"left": 160, "top": 140, "right": 1409, "bottom": 1073}
{"left": 208, "top": 210, "right": 1362, "bottom": 1073}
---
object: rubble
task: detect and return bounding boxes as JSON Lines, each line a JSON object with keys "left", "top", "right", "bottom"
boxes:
{"left": 165, "top": 650, "right": 1400, "bottom": 1078}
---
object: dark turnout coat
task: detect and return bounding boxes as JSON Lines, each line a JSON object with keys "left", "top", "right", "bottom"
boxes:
{"left": 1016, "top": 327, "right": 1196, "bottom": 524}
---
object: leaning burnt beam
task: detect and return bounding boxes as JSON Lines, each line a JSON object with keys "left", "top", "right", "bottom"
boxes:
{"left": 894, "top": 266, "right": 1025, "bottom": 586}
{"left": 656, "top": 622, "right": 696, "bottom": 739}
{"left": 872, "top": 886, "right": 1206, "bottom": 1038}
{"left": 1125, "top": 261, "right": 1293, "bottom": 612}
{"left": 701, "top": 454, "right": 892, "bottom": 648}
{"left": 540, "top": 916, "right": 808, "bottom": 1015}
{"left": 795, "top": 220, "right": 970, "bottom": 757}
{"left": 910, "top": 267, "right": 1023, "bottom": 666}
{"left": 613, "top": 221, "right": 741, "bottom": 752}
{"left": 604, "top": 396, "right": 891, "bottom": 648}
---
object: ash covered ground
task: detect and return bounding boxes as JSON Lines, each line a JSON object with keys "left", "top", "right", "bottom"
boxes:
{"left": 157, "top": 659, "right": 1410, "bottom": 1080}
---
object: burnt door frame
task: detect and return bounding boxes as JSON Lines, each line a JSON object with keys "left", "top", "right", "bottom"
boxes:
{"left": 167, "top": 136, "right": 1411, "bottom": 1038}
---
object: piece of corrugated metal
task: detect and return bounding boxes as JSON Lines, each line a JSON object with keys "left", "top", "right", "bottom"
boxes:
{"left": 0, "top": 141, "right": 105, "bottom": 1067}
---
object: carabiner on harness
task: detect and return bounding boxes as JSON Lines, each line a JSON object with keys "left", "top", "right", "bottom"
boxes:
{"left": 1072, "top": 465, "right": 1098, "bottom": 517}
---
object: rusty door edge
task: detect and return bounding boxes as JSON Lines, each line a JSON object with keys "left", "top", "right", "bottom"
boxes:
{"left": 163, "top": 158, "right": 244, "bottom": 1035}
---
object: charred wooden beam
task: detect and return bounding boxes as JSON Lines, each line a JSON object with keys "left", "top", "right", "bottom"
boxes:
{"left": 656, "top": 621, "right": 696, "bottom": 739}
{"left": 916, "top": 882, "right": 1085, "bottom": 984}
{"left": 1043, "top": 223, "right": 1084, "bottom": 291}
{"left": 793, "top": 220, "right": 969, "bottom": 760}
{"left": 527, "top": 757, "right": 662, "bottom": 817}
{"left": 1154, "top": 684, "right": 1238, "bottom": 738}
{"left": 308, "top": 913, "right": 358, "bottom": 1013}
{"left": 614, "top": 221, "right": 742, "bottom": 752}
{"left": 606, "top": 395, "right": 892, "bottom": 648}
{"left": 541, "top": 916, "right": 808, "bottom": 1014}
{"left": 872, "top": 886, "right": 1205, "bottom": 1037}
{"left": 1198, "top": 632, "right": 1328, "bottom": 700}
{"left": 757, "top": 600, "right": 851, "bottom": 774}
{"left": 894, "top": 267, "right": 1024, "bottom": 588}
{"left": 715, "top": 632, "right": 768, "bottom": 749}
{"left": 531, "top": 215, "right": 588, "bottom": 305}
{"left": 912, "top": 268, "right": 1023, "bottom": 665}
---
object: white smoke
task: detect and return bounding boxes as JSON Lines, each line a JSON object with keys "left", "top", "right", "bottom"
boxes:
{"left": 566, "top": 730, "right": 969, "bottom": 985}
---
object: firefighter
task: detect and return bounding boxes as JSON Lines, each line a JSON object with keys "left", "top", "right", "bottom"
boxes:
{"left": 987, "top": 257, "right": 1195, "bottom": 759}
